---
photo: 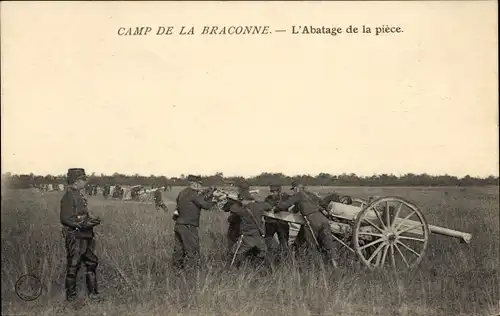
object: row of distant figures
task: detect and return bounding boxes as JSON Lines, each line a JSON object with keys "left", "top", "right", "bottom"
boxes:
{"left": 33, "top": 183, "right": 172, "bottom": 203}
{"left": 85, "top": 184, "right": 173, "bottom": 202}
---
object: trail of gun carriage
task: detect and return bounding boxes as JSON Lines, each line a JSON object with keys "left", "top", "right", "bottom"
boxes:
{"left": 1, "top": 173, "right": 499, "bottom": 316}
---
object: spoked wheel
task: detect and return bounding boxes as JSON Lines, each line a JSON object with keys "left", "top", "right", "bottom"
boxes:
{"left": 352, "top": 197, "right": 430, "bottom": 271}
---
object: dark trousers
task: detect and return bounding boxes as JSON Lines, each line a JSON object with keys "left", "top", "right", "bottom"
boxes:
{"left": 155, "top": 200, "right": 168, "bottom": 211}
{"left": 295, "top": 212, "right": 337, "bottom": 263}
{"left": 63, "top": 230, "right": 98, "bottom": 301}
{"left": 172, "top": 224, "right": 200, "bottom": 269}
{"left": 264, "top": 221, "right": 290, "bottom": 257}
{"left": 227, "top": 221, "right": 241, "bottom": 255}
{"left": 231, "top": 234, "right": 267, "bottom": 267}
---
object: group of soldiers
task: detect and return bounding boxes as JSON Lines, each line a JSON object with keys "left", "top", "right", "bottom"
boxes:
{"left": 85, "top": 184, "right": 99, "bottom": 196}
{"left": 172, "top": 175, "right": 350, "bottom": 270}
{"left": 58, "top": 169, "right": 351, "bottom": 304}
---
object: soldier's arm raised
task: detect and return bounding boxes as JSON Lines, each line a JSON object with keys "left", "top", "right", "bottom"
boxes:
{"left": 60, "top": 194, "right": 83, "bottom": 229}
{"left": 259, "top": 201, "right": 274, "bottom": 212}
{"left": 222, "top": 199, "right": 235, "bottom": 212}
{"left": 276, "top": 193, "right": 300, "bottom": 211}
{"left": 193, "top": 194, "right": 215, "bottom": 210}
{"left": 317, "top": 194, "right": 332, "bottom": 210}
{"left": 228, "top": 202, "right": 245, "bottom": 216}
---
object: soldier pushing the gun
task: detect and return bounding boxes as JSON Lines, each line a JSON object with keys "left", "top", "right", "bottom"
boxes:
{"left": 60, "top": 168, "right": 102, "bottom": 303}
{"left": 223, "top": 180, "right": 250, "bottom": 257}
{"left": 226, "top": 189, "right": 273, "bottom": 268}
{"left": 275, "top": 180, "right": 339, "bottom": 267}
{"left": 264, "top": 184, "right": 291, "bottom": 260}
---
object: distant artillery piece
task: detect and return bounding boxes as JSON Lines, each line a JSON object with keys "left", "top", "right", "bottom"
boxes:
{"left": 263, "top": 196, "right": 472, "bottom": 271}
{"left": 123, "top": 185, "right": 157, "bottom": 203}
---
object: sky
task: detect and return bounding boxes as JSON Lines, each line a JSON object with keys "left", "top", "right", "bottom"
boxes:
{"left": 1, "top": 1, "right": 498, "bottom": 178}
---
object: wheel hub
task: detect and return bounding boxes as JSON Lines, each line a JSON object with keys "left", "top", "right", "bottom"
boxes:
{"left": 386, "top": 232, "right": 397, "bottom": 244}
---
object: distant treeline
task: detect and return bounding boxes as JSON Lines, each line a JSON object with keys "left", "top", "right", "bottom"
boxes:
{"left": 2, "top": 172, "right": 498, "bottom": 189}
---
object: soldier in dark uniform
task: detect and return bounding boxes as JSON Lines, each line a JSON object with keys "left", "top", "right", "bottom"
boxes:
{"left": 292, "top": 190, "right": 338, "bottom": 253}
{"left": 264, "top": 184, "right": 291, "bottom": 260}
{"left": 112, "top": 185, "right": 123, "bottom": 199}
{"left": 226, "top": 190, "right": 273, "bottom": 268}
{"left": 85, "top": 184, "right": 92, "bottom": 196}
{"left": 60, "top": 168, "right": 102, "bottom": 302}
{"left": 172, "top": 175, "right": 216, "bottom": 269}
{"left": 154, "top": 188, "right": 168, "bottom": 212}
{"left": 275, "top": 180, "right": 338, "bottom": 267}
{"left": 103, "top": 184, "right": 110, "bottom": 199}
{"left": 224, "top": 181, "right": 250, "bottom": 257}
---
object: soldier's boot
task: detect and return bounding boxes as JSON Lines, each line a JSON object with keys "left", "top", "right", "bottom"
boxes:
{"left": 85, "top": 271, "right": 102, "bottom": 301}
{"left": 65, "top": 274, "right": 78, "bottom": 301}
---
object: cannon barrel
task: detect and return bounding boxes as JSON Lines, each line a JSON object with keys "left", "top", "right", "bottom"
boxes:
{"left": 329, "top": 202, "right": 472, "bottom": 244}
{"left": 426, "top": 224, "right": 472, "bottom": 244}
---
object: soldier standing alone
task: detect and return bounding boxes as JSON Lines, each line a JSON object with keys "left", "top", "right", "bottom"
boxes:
{"left": 172, "top": 175, "right": 216, "bottom": 269}
{"left": 60, "top": 168, "right": 101, "bottom": 302}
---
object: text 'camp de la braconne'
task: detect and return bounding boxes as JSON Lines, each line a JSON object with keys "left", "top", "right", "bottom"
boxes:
{"left": 117, "top": 25, "right": 403, "bottom": 36}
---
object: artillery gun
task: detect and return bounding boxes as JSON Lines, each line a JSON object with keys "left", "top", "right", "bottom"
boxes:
{"left": 263, "top": 196, "right": 472, "bottom": 271}
{"left": 122, "top": 185, "right": 157, "bottom": 203}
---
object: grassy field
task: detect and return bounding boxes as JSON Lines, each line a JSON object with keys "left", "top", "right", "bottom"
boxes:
{"left": 1, "top": 186, "right": 499, "bottom": 316}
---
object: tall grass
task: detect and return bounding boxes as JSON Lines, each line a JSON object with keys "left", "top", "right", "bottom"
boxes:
{"left": 1, "top": 187, "right": 499, "bottom": 316}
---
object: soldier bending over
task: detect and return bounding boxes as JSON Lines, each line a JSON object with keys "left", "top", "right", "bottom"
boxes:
{"left": 264, "top": 184, "right": 291, "bottom": 261}
{"left": 226, "top": 190, "right": 272, "bottom": 268}
{"left": 276, "top": 180, "right": 338, "bottom": 267}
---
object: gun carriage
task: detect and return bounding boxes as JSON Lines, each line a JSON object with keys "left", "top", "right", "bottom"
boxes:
{"left": 210, "top": 189, "right": 472, "bottom": 271}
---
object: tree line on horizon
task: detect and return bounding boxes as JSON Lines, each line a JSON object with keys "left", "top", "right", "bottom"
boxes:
{"left": 2, "top": 172, "right": 498, "bottom": 189}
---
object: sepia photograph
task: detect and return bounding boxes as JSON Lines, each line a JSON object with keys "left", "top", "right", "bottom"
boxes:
{"left": 1, "top": 1, "right": 498, "bottom": 316}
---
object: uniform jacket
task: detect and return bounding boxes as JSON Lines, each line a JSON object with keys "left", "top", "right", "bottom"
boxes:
{"left": 175, "top": 187, "right": 214, "bottom": 227}
{"left": 228, "top": 201, "right": 272, "bottom": 237}
{"left": 264, "top": 192, "right": 291, "bottom": 223}
{"left": 223, "top": 199, "right": 241, "bottom": 224}
{"left": 276, "top": 190, "right": 324, "bottom": 216}
{"left": 60, "top": 187, "right": 94, "bottom": 238}
{"left": 154, "top": 189, "right": 163, "bottom": 202}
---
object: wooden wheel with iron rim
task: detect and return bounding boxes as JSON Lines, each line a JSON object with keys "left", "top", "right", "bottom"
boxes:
{"left": 352, "top": 197, "right": 430, "bottom": 271}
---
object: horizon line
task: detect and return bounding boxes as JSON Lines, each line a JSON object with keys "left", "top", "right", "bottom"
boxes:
{"left": 2, "top": 171, "right": 498, "bottom": 179}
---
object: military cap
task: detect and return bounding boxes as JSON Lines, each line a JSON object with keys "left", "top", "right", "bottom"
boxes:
{"left": 67, "top": 168, "right": 87, "bottom": 183}
{"left": 187, "top": 174, "right": 203, "bottom": 183}
{"left": 269, "top": 184, "right": 282, "bottom": 192}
